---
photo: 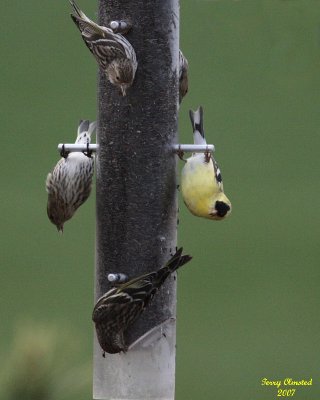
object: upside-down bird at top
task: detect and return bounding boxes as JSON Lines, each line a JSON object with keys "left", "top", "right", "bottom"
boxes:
{"left": 179, "top": 50, "right": 189, "bottom": 103}
{"left": 70, "top": 0, "right": 137, "bottom": 96}
{"left": 92, "top": 247, "right": 192, "bottom": 355}
{"left": 180, "top": 106, "right": 232, "bottom": 220}
{"left": 46, "top": 120, "right": 96, "bottom": 233}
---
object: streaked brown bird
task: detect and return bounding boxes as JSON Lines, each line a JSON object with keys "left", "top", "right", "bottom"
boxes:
{"left": 70, "top": 0, "right": 137, "bottom": 96}
{"left": 179, "top": 50, "right": 189, "bottom": 103}
{"left": 46, "top": 120, "right": 96, "bottom": 233}
{"left": 92, "top": 247, "right": 192, "bottom": 355}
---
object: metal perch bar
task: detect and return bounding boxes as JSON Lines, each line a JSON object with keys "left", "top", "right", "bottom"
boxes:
{"left": 173, "top": 144, "right": 215, "bottom": 153}
{"left": 57, "top": 143, "right": 214, "bottom": 153}
{"left": 57, "top": 144, "right": 98, "bottom": 152}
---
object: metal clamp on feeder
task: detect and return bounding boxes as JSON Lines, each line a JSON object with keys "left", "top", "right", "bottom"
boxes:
{"left": 107, "top": 273, "right": 128, "bottom": 284}
{"left": 109, "top": 20, "right": 132, "bottom": 34}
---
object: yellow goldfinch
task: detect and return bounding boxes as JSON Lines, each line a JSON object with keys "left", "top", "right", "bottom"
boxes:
{"left": 180, "top": 106, "right": 232, "bottom": 220}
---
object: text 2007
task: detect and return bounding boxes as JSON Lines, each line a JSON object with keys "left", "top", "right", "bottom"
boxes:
{"left": 277, "top": 389, "right": 296, "bottom": 397}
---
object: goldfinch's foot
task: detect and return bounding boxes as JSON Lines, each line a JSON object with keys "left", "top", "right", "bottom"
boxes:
{"left": 177, "top": 149, "right": 186, "bottom": 162}
{"left": 204, "top": 151, "right": 211, "bottom": 163}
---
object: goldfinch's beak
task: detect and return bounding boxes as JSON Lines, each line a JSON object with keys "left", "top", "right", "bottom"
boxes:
{"left": 209, "top": 200, "right": 231, "bottom": 220}
{"left": 215, "top": 200, "right": 231, "bottom": 218}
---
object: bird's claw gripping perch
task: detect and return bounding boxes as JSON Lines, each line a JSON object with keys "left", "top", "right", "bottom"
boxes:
{"left": 176, "top": 146, "right": 186, "bottom": 162}
{"left": 60, "top": 144, "right": 69, "bottom": 159}
{"left": 204, "top": 150, "right": 211, "bottom": 163}
{"left": 84, "top": 140, "right": 92, "bottom": 158}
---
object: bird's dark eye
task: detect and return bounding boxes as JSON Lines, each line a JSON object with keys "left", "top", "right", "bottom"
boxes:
{"left": 116, "top": 76, "right": 120, "bottom": 81}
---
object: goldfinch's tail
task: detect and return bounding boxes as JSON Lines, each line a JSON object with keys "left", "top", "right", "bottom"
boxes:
{"left": 189, "top": 106, "right": 206, "bottom": 144}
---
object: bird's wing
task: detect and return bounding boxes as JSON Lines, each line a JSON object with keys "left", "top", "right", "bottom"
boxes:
{"left": 82, "top": 37, "right": 129, "bottom": 69}
{"left": 92, "top": 294, "right": 144, "bottom": 328}
{"left": 212, "top": 158, "right": 223, "bottom": 188}
{"left": 71, "top": 14, "right": 106, "bottom": 38}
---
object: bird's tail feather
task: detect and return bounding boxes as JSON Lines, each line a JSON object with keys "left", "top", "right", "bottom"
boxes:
{"left": 154, "top": 247, "right": 192, "bottom": 287}
{"left": 70, "top": 0, "right": 104, "bottom": 38}
{"left": 165, "top": 247, "right": 192, "bottom": 274}
{"left": 88, "top": 121, "right": 97, "bottom": 137}
{"left": 70, "top": 0, "right": 84, "bottom": 19}
{"left": 78, "top": 120, "right": 90, "bottom": 134}
{"left": 189, "top": 106, "right": 206, "bottom": 144}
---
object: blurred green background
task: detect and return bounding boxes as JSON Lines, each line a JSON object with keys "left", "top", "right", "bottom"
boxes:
{"left": 1, "top": 0, "right": 319, "bottom": 399}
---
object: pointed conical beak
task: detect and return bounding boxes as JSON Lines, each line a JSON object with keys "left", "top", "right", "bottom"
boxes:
{"left": 120, "top": 85, "right": 127, "bottom": 96}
